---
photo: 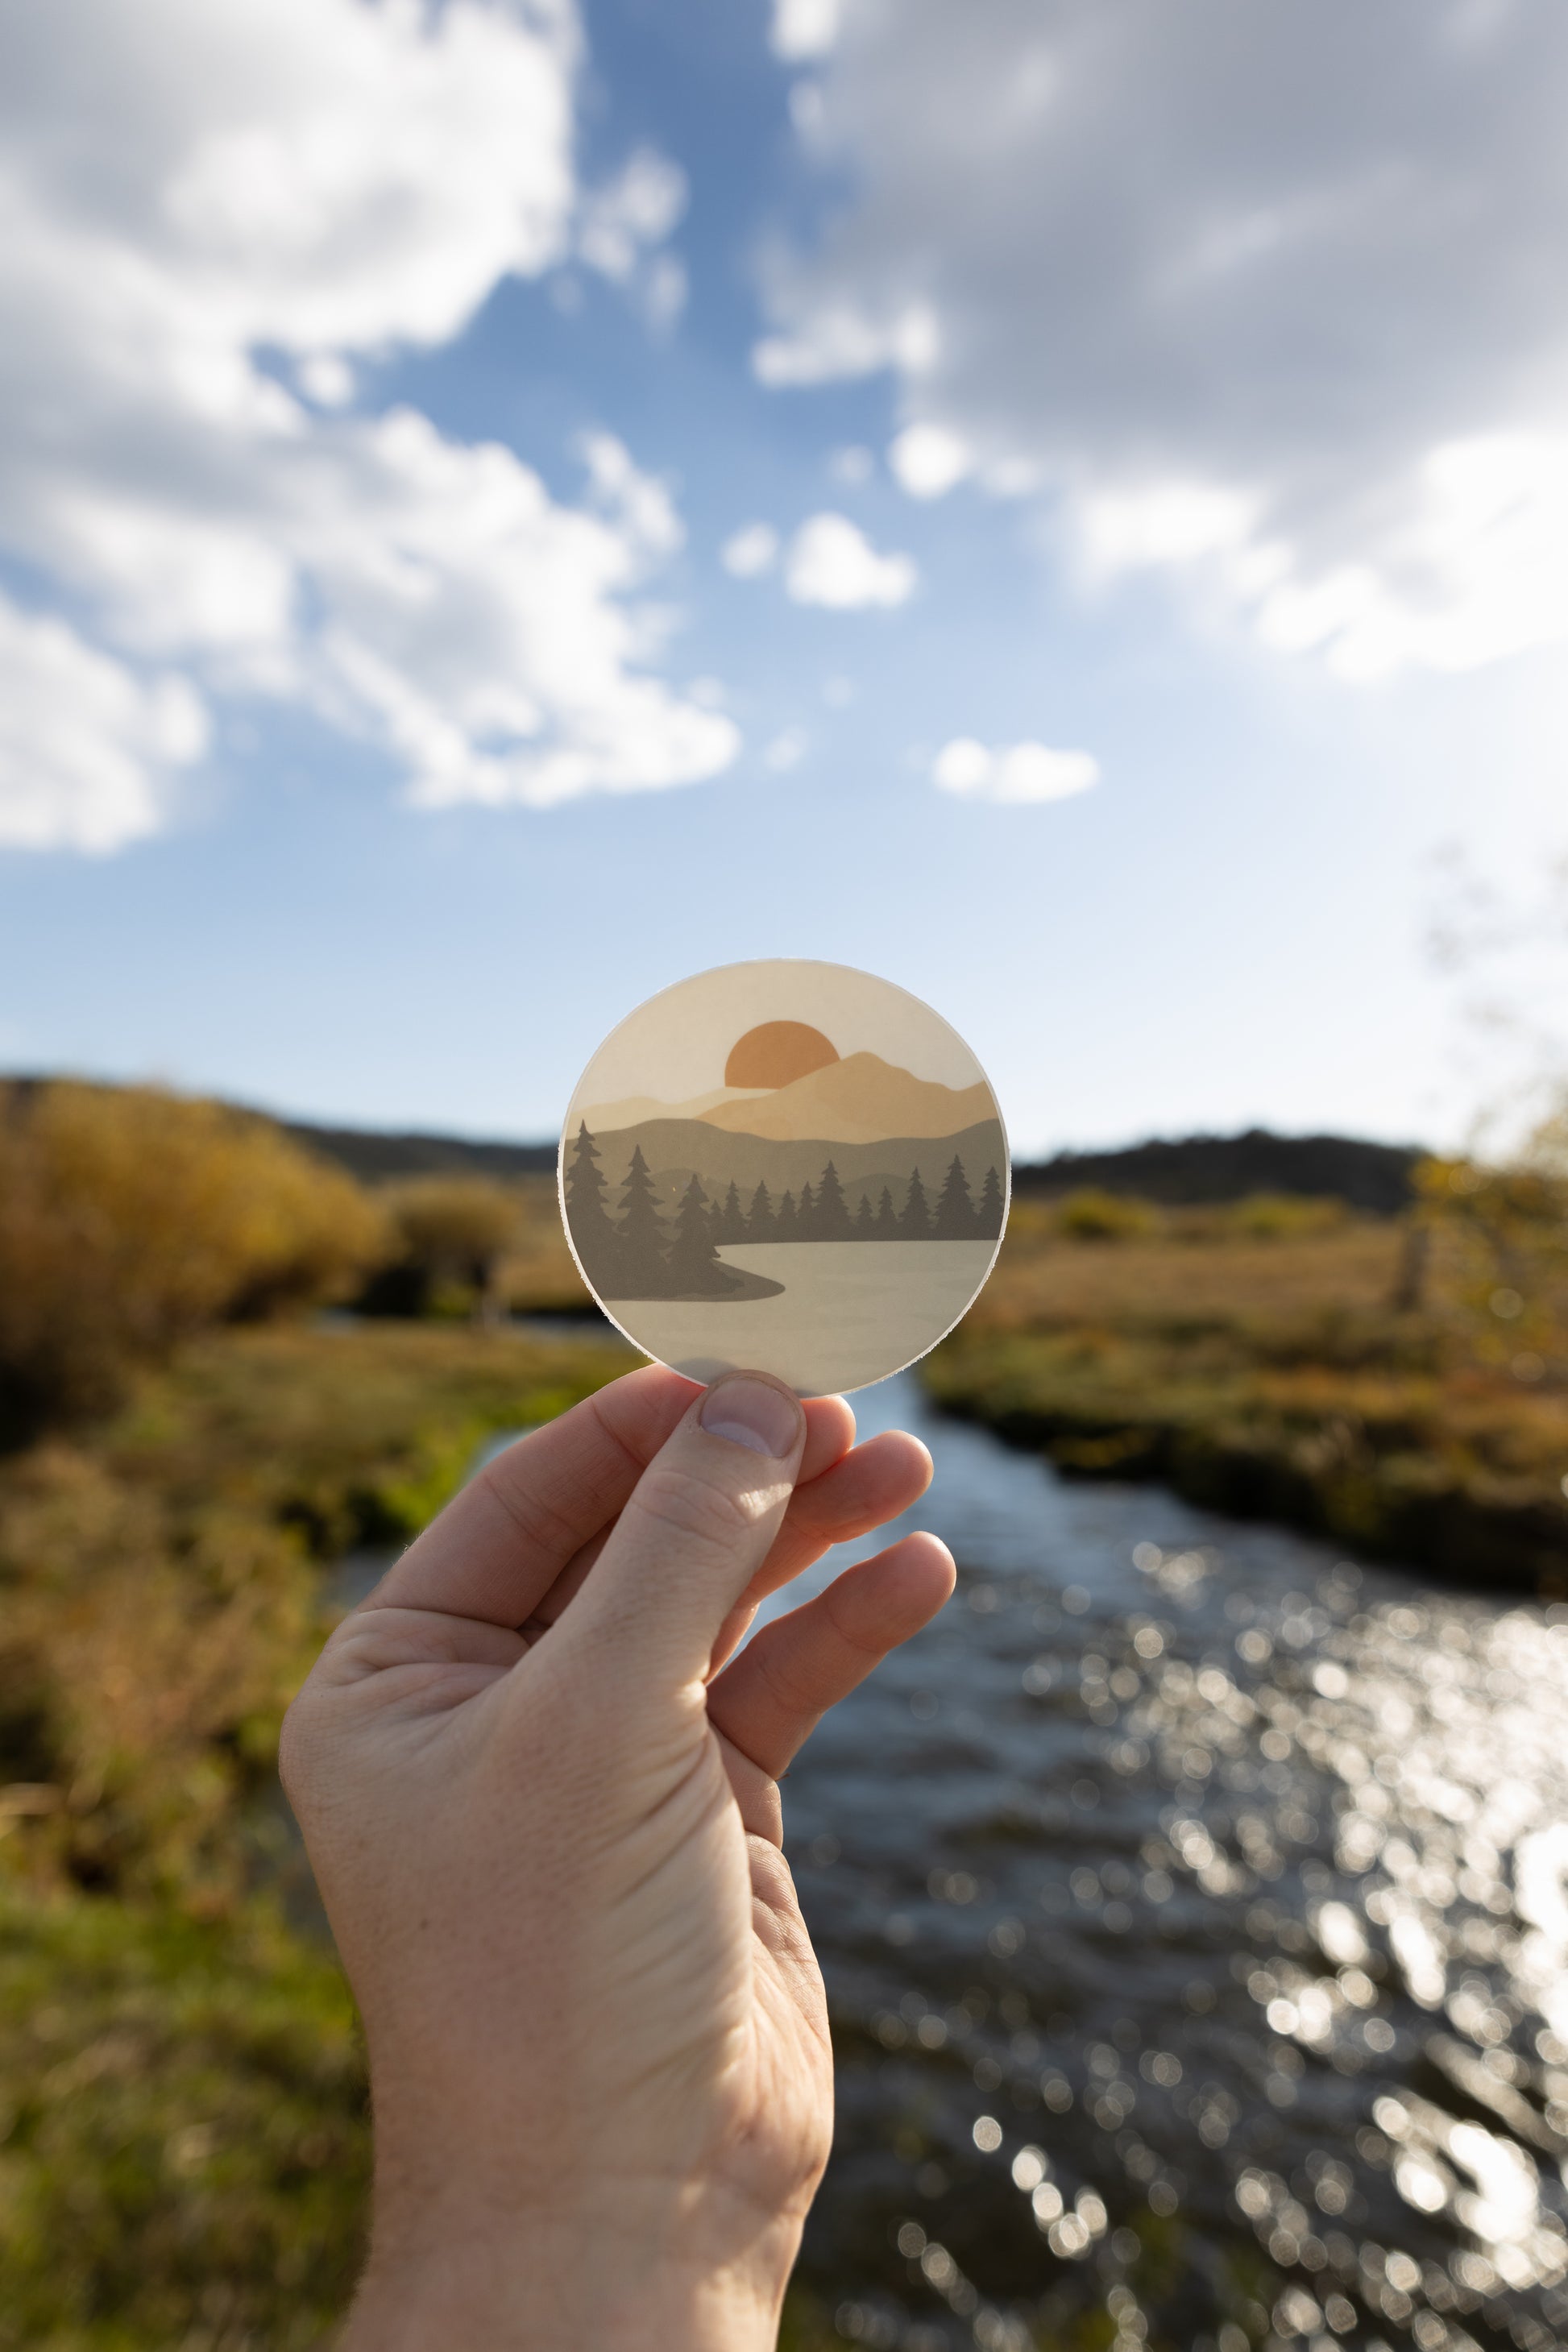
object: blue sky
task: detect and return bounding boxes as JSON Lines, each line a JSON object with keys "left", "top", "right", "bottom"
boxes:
{"left": 2, "top": 0, "right": 1565, "bottom": 1155}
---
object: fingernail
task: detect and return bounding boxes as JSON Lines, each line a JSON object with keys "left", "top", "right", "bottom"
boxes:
{"left": 699, "top": 1376, "right": 803, "bottom": 1460}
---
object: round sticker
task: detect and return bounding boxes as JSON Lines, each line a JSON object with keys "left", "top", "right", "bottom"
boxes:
{"left": 558, "top": 960, "right": 1010, "bottom": 1394}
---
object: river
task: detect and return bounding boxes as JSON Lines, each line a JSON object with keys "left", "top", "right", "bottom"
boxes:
{"left": 329, "top": 1352, "right": 1568, "bottom": 2352}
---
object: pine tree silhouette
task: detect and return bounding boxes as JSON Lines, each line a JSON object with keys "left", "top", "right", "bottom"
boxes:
{"left": 797, "top": 1178, "right": 816, "bottom": 1237}
{"left": 748, "top": 1180, "right": 775, "bottom": 1239}
{"left": 713, "top": 1178, "right": 747, "bottom": 1243}
{"left": 934, "top": 1153, "right": 977, "bottom": 1238}
{"left": 977, "top": 1165, "right": 1005, "bottom": 1239}
{"left": 563, "top": 1122, "right": 623, "bottom": 1288}
{"left": 874, "top": 1185, "right": 898, "bottom": 1238}
{"left": 774, "top": 1188, "right": 799, "bottom": 1240}
{"left": 615, "top": 1143, "right": 669, "bottom": 1292}
{"left": 855, "top": 1192, "right": 874, "bottom": 1235}
{"left": 815, "top": 1157, "right": 852, "bottom": 1239}
{"left": 667, "top": 1172, "right": 736, "bottom": 1294}
{"left": 899, "top": 1165, "right": 931, "bottom": 1238}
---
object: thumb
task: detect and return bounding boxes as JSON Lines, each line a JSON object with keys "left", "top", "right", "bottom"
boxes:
{"left": 556, "top": 1372, "right": 806, "bottom": 1695}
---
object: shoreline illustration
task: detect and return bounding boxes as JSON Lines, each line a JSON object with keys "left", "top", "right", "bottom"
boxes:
{"left": 565, "top": 1121, "right": 1006, "bottom": 1302}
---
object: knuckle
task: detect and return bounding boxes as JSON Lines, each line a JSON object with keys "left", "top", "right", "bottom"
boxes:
{"left": 632, "top": 1461, "right": 759, "bottom": 1555}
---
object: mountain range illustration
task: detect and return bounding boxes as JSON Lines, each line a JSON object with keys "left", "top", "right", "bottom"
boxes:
{"left": 581, "top": 1050, "right": 993, "bottom": 1147}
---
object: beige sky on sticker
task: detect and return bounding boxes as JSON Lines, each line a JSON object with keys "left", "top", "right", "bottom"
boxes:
{"left": 569, "top": 960, "right": 989, "bottom": 1114}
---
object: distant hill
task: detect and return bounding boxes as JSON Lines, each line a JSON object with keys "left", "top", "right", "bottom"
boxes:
{"left": 268, "top": 1115, "right": 1426, "bottom": 1211}
{"left": 6, "top": 1081, "right": 1421, "bottom": 1211}
{"left": 283, "top": 1118, "right": 557, "bottom": 1184}
{"left": 1011, "top": 1128, "right": 1420, "bottom": 1213}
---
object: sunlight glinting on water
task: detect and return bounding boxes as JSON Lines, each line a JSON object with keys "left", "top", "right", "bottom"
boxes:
{"left": 786, "top": 1375, "right": 1568, "bottom": 2352}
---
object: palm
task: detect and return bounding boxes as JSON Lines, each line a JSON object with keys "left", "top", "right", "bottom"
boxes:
{"left": 287, "top": 1364, "right": 952, "bottom": 2344}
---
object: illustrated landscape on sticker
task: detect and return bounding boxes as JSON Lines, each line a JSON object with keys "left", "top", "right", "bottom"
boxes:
{"left": 560, "top": 964, "right": 1009, "bottom": 1394}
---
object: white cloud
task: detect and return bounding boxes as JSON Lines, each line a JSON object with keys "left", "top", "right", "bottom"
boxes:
{"left": 0, "top": 595, "right": 209, "bottom": 852}
{"left": 772, "top": 0, "right": 842, "bottom": 62}
{"left": 0, "top": 0, "right": 733, "bottom": 852}
{"left": 933, "top": 737, "right": 1098, "bottom": 805}
{"left": 762, "top": 728, "right": 808, "bottom": 771}
{"left": 722, "top": 523, "right": 782, "bottom": 579}
{"left": 758, "top": 0, "right": 1568, "bottom": 678}
{"left": 297, "top": 354, "right": 356, "bottom": 410}
{"left": 754, "top": 302, "right": 939, "bottom": 388}
{"left": 888, "top": 422, "right": 972, "bottom": 500}
{"left": 577, "top": 145, "right": 689, "bottom": 324}
{"left": 785, "top": 513, "right": 917, "bottom": 608}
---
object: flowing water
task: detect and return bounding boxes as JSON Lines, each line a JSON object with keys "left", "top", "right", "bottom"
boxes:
{"left": 772, "top": 1375, "right": 1568, "bottom": 2352}
{"left": 325, "top": 1349, "right": 1568, "bottom": 2352}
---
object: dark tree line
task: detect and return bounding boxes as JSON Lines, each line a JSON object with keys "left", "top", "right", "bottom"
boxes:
{"left": 566, "top": 1126, "right": 742, "bottom": 1299}
{"left": 566, "top": 1125, "right": 1004, "bottom": 1298}
{"left": 730, "top": 1153, "right": 1003, "bottom": 1242}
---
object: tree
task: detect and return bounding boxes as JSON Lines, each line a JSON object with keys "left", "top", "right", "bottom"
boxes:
{"left": 899, "top": 1167, "right": 931, "bottom": 1238}
{"left": 976, "top": 1165, "right": 1005, "bottom": 1239}
{"left": 874, "top": 1186, "right": 898, "bottom": 1238}
{"left": 855, "top": 1192, "right": 874, "bottom": 1235}
{"left": 667, "top": 1172, "right": 732, "bottom": 1293}
{"left": 615, "top": 1144, "right": 668, "bottom": 1292}
{"left": 933, "top": 1154, "right": 976, "bottom": 1238}
{"left": 815, "top": 1158, "right": 852, "bottom": 1239}
{"left": 748, "top": 1180, "right": 775, "bottom": 1240}
{"left": 384, "top": 1176, "right": 521, "bottom": 1323}
{"left": 713, "top": 1178, "right": 748, "bottom": 1244}
{"left": 563, "top": 1122, "right": 623, "bottom": 1292}
{"left": 797, "top": 1179, "right": 816, "bottom": 1237}
{"left": 775, "top": 1188, "right": 799, "bottom": 1240}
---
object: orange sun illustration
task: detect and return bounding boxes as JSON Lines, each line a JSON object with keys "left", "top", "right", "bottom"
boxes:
{"left": 724, "top": 1020, "right": 840, "bottom": 1090}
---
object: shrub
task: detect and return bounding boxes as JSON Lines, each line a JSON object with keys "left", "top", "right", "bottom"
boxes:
{"left": 0, "top": 1082, "right": 390, "bottom": 1445}
{"left": 1054, "top": 1187, "right": 1159, "bottom": 1242}
{"left": 1226, "top": 1193, "right": 1347, "bottom": 1242}
{"left": 359, "top": 1176, "right": 522, "bottom": 1320}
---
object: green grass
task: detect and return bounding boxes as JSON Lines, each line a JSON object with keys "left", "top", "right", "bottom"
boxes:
{"left": 0, "top": 1320, "right": 627, "bottom": 2346}
{"left": 0, "top": 1894, "right": 368, "bottom": 2351}
{"left": 925, "top": 1211, "right": 1568, "bottom": 1590}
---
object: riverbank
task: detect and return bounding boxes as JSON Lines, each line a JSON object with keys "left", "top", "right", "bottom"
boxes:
{"left": 923, "top": 1205, "right": 1568, "bottom": 1591}
{"left": 0, "top": 1320, "right": 626, "bottom": 2348}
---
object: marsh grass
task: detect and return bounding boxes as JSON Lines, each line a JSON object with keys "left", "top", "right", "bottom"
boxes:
{"left": 929, "top": 1181, "right": 1568, "bottom": 1589}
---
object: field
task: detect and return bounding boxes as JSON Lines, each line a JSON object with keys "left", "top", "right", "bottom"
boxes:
{"left": 4, "top": 1081, "right": 1566, "bottom": 2343}
{"left": 0, "top": 1320, "right": 628, "bottom": 2349}
{"left": 925, "top": 1197, "right": 1568, "bottom": 1590}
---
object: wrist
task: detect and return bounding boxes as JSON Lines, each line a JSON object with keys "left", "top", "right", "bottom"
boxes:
{"left": 340, "top": 2177, "right": 802, "bottom": 2352}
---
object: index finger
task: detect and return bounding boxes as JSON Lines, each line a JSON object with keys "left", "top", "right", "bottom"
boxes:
{"left": 362, "top": 1363, "right": 857, "bottom": 1627}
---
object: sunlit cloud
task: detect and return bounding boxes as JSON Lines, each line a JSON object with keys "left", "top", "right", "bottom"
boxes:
{"left": 758, "top": 0, "right": 1568, "bottom": 679}
{"left": 771, "top": 0, "right": 842, "bottom": 62}
{"left": 785, "top": 514, "right": 917, "bottom": 608}
{"left": 0, "top": 0, "right": 734, "bottom": 854}
{"left": 933, "top": 737, "right": 1099, "bottom": 805}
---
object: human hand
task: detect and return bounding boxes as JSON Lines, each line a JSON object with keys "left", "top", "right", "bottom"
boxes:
{"left": 280, "top": 1364, "right": 953, "bottom": 2350}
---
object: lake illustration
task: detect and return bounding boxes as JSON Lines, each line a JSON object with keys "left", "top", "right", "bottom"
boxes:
{"left": 559, "top": 960, "right": 1009, "bottom": 1393}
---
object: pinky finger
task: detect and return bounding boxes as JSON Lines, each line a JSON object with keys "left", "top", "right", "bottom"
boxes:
{"left": 705, "top": 1531, "right": 955, "bottom": 1780}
